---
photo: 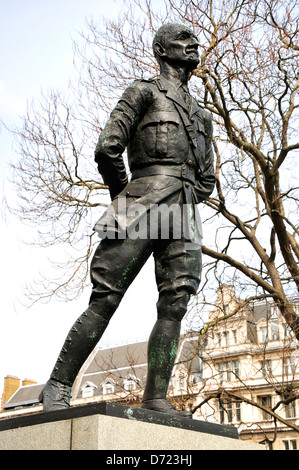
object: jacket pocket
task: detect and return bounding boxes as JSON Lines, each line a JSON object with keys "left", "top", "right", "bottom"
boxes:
{"left": 140, "top": 111, "right": 180, "bottom": 129}
{"left": 139, "top": 112, "right": 180, "bottom": 158}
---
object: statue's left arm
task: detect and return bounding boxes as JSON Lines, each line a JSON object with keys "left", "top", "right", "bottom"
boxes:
{"left": 194, "top": 111, "right": 216, "bottom": 203}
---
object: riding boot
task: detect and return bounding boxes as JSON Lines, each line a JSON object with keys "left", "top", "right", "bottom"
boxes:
{"left": 39, "top": 308, "right": 109, "bottom": 411}
{"left": 141, "top": 319, "right": 192, "bottom": 418}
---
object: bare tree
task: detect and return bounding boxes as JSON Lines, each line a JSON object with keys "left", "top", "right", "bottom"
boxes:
{"left": 7, "top": 0, "right": 299, "bottom": 337}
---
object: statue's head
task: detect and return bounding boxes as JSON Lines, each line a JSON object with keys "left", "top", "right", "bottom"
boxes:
{"left": 152, "top": 23, "right": 199, "bottom": 70}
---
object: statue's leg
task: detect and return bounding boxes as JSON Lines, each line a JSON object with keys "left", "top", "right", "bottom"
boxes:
{"left": 40, "top": 236, "right": 152, "bottom": 411}
{"left": 141, "top": 239, "right": 202, "bottom": 418}
{"left": 39, "top": 307, "right": 110, "bottom": 411}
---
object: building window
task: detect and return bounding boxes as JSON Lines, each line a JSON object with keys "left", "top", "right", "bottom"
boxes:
{"left": 259, "top": 395, "right": 272, "bottom": 420}
{"left": 81, "top": 381, "right": 97, "bottom": 398}
{"left": 270, "top": 323, "right": 279, "bottom": 341}
{"left": 225, "top": 362, "right": 232, "bottom": 381}
{"left": 218, "top": 362, "right": 224, "bottom": 382}
{"left": 284, "top": 324, "right": 293, "bottom": 339}
{"left": 233, "top": 360, "right": 240, "bottom": 378}
{"left": 261, "top": 360, "right": 272, "bottom": 377}
{"left": 270, "top": 305, "right": 279, "bottom": 318}
{"left": 219, "top": 401, "right": 227, "bottom": 424}
{"left": 283, "top": 440, "right": 297, "bottom": 450}
{"left": 217, "top": 331, "right": 232, "bottom": 347}
{"left": 102, "top": 383, "right": 114, "bottom": 395}
{"left": 261, "top": 326, "right": 268, "bottom": 343}
{"left": 223, "top": 331, "right": 230, "bottom": 346}
{"left": 190, "top": 373, "right": 201, "bottom": 385}
{"left": 284, "top": 357, "right": 296, "bottom": 376}
{"left": 124, "top": 380, "right": 136, "bottom": 392}
{"left": 235, "top": 401, "right": 241, "bottom": 421}
{"left": 179, "top": 374, "right": 186, "bottom": 389}
{"left": 218, "top": 361, "right": 240, "bottom": 382}
{"left": 260, "top": 323, "right": 279, "bottom": 343}
{"left": 226, "top": 401, "right": 233, "bottom": 422}
{"left": 82, "top": 387, "right": 94, "bottom": 398}
{"left": 232, "top": 330, "right": 238, "bottom": 344}
{"left": 219, "top": 399, "right": 241, "bottom": 424}
{"left": 285, "top": 401, "right": 296, "bottom": 418}
{"left": 123, "top": 375, "right": 139, "bottom": 392}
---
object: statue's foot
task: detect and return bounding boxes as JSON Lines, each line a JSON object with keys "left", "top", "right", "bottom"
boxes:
{"left": 38, "top": 379, "right": 71, "bottom": 412}
{"left": 141, "top": 398, "right": 192, "bottom": 419}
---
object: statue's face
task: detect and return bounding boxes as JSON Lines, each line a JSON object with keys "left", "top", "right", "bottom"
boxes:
{"left": 159, "top": 24, "right": 199, "bottom": 69}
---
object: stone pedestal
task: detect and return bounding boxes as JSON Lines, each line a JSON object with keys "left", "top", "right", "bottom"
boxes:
{"left": 0, "top": 402, "right": 264, "bottom": 450}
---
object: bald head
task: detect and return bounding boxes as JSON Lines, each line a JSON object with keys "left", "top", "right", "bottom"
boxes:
{"left": 152, "top": 23, "right": 199, "bottom": 69}
{"left": 153, "top": 23, "right": 183, "bottom": 55}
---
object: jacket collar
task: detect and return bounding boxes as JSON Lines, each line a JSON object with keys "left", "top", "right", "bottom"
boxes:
{"left": 156, "top": 75, "right": 199, "bottom": 117}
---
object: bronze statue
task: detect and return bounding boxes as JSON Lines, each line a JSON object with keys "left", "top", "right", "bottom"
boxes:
{"left": 39, "top": 23, "right": 215, "bottom": 417}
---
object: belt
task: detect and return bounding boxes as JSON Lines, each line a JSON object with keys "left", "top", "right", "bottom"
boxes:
{"left": 131, "top": 164, "right": 196, "bottom": 185}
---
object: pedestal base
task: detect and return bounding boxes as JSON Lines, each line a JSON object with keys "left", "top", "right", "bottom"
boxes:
{"left": 0, "top": 402, "right": 263, "bottom": 450}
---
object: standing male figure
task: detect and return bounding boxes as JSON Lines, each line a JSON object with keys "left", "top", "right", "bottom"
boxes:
{"left": 40, "top": 23, "right": 215, "bottom": 417}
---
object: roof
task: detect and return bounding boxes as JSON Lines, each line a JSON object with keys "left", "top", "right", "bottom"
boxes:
{"left": 74, "top": 335, "right": 202, "bottom": 398}
{"left": 85, "top": 341, "right": 148, "bottom": 374}
{"left": 74, "top": 340, "right": 148, "bottom": 398}
{"left": 2, "top": 334, "right": 203, "bottom": 409}
{"left": 3, "top": 383, "right": 44, "bottom": 410}
{"left": 180, "top": 338, "right": 202, "bottom": 373}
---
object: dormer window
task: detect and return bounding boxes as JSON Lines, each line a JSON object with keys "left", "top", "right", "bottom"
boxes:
{"left": 270, "top": 305, "right": 279, "bottom": 318}
{"left": 81, "top": 381, "right": 97, "bottom": 398}
{"left": 123, "top": 375, "right": 138, "bottom": 392}
{"left": 101, "top": 378, "right": 115, "bottom": 395}
{"left": 103, "top": 383, "right": 114, "bottom": 395}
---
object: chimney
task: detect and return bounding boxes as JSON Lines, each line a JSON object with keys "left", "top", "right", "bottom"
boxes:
{"left": 1, "top": 375, "right": 21, "bottom": 410}
{"left": 22, "top": 378, "right": 37, "bottom": 387}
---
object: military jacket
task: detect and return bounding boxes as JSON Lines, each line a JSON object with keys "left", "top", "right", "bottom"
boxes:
{"left": 94, "top": 75, "right": 215, "bottom": 240}
{"left": 95, "top": 75, "right": 215, "bottom": 201}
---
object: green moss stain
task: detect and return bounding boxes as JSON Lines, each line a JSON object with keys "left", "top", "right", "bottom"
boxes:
{"left": 117, "top": 256, "right": 138, "bottom": 288}
{"left": 124, "top": 407, "right": 136, "bottom": 420}
{"left": 147, "top": 332, "right": 180, "bottom": 394}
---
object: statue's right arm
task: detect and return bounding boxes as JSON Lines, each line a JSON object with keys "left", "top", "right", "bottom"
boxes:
{"left": 94, "top": 81, "right": 152, "bottom": 200}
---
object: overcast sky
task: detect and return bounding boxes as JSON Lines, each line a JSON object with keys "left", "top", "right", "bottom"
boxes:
{"left": 0, "top": 0, "right": 159, "bottom": 395}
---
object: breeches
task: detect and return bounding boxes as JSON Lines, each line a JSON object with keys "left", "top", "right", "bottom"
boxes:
{"left": 88, "top": 235, "right": 202, "bottom": 323}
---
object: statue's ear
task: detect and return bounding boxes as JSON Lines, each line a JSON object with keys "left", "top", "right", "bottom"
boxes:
{"left": 154, "top": 42, "right": 166, "bottom": 59}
